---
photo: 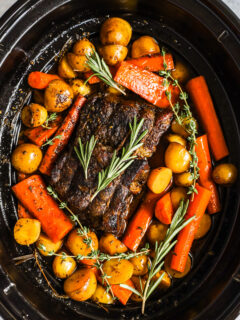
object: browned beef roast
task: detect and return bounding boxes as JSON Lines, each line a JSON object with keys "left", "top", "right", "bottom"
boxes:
{"left": 50, "top": 92, "right": 173, "bottom": 236}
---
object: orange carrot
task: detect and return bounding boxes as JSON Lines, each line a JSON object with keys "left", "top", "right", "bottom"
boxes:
{"left": 12, "top": 175, "right": 73, "bottom": 242}
{"left": 28, "top": 72, "right": 60, "bottom": 89}
{"left": 155, "top": 192, "right": 174, "bottom": 225}
{"left": 39, "top": 95, "right": 86, "bottom": 175}
{"left": 171, "top": 185, "right": 212, "bottom": 272}
{"left": 195, "top": 135, "right": 221, "bottom": 214}
{"left": 84, "top": 71, "right": 101, "bottom": 84}
{"left": 127, "top": 53, "right": 174, "bottom": 72}
{"left": 186, "top": 76, "right": 229, "bottom": 161}
{"left": 24, "top": 115, "right": 62, "bottom": 146}
{"left": 111, "top": 279, "right": 134, "bottom": 305}
{"left": 114, "top": 61, "right": 179, "bottom": 108}
{"left": 17, "top": 202, "right": 31, "bottom": 219}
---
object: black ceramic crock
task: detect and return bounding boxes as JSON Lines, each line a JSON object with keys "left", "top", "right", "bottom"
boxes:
{"left": 0, "top": 0, "right": 239, "bottom": 319}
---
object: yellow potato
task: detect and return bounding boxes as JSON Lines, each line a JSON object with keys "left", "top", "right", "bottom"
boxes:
{"left": 170, "top": 187, "right": 187, "bottom": 210}
{"left": 171, "top": 61, "right": 190, "bottom": 83}
{"left": 21, "top": 103, "right": 48, "bottom": 128}
{"left": 107, "top": 85, "right": 125, "bottom": 95}
{"left": 67, "top": 53, "right": 90, "bottom": 72}
{"left": 64, "top": 269, "right": 97, "bottom": 301}
{"left": 102, "top": 259, "right": 133, "bottom": 284}
{"left": 70, "top": 79, "right": 91, "bottom": 97}
{"left": 146, "top": 221, "right": 168, "bottom": 245}
{"left": 73, "top": 38, "right": 95, "bottom": 56}
{"left": 99, "top": 233, "right": 127, "bottom": 256}
{"left": 147, "top": 167, "right": 172, "bottom": 194}
{"left": 11, "top": 143, "right": 42, "bottom": 174}
{"left": 99, "top": 45, "right": 128, "bottom": 66}
{"left": 165, "top": 143, "right": 191, "bottom": 173}
{"left": 131, "top": 276, "right": 146, "bottom": 302}
{"left": 44, "top": 79, "right": 74, "bottom": 112}
{"left": 58, "top": 55, "right": 77, "bottom": 79}
{"left": 174, "top": 172, "right": 194, "bottom": 187}
{"left": 91, "top": 284, "right": 114, "bottom": 304}
{"left": 66, "top": 229, "right": 98, "bottom": 257}
{"left": 194, "top": 214, "right": 211, "bottom": 239}
{"left": 14, "top": 218, "right": 41, "bottom": 245}
{"left": 171, "top": 118, "right": 198, "bottom": 138}
{"left": 153, "top": 270, "right": 171, "bottom": 290}
{"left": 36, "top": 233, "right": 63, "bottom": 256}
{"left": 164, "top": 253, "right": 191, "bottom": 278}
{"left": 52, "top": 251, "right": 77, "bottom": 279}
{"left": 131, "top": 36, "right": 160, "bottom": 58}
{"left": 166, "top": 133, "right": 186, "bottom": 147}
{"left": 130, "top": 255, "right": 149, "bottom": 276}
{"left": 100, "top": 17, "right": 132, "bottom": 46}
{"left": 212, "top": 163, "right": 238, "bottom": 185}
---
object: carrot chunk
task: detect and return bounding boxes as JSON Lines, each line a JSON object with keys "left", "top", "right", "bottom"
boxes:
{"left": 126, "top": 53, "right": 174, "bottom": 72}
{"left": 28, "top": 72, "right": 60, "bottom": 89}
{"left": 155, "top": 192, "right": 174, "bottom": 225}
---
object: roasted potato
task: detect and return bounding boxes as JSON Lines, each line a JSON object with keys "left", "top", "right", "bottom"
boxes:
{"left": 73, "top": 38, "right": 95, "bottom": 56}
{"left": 171, "top": 118, "right": 198, "bottom": 138}
{"left": 170, "top": 187, "right": 187, "bottom": 210}
{"left": 171, "top": 61, "right": 190, "bottom": 83}
{"left": 11, "top": 143, "right": 42, "bottom": 174}
{"left": 165, "top": 143, "right": 191, "bottom": 173}
{"left": 212, "top": 163, "right": 237, "bottom": 185}
{"left": 130, "top": 255, "right": 148, "bottom": 276}
{"left": 14, "top": 218, "right": 41, "bottom": 245}
{"left": 37, "top": 233, "right": 63, "bottom": 256}
{"left": 100, "top": 17, "right": 132, "bottom": 46}
{"left": 102, "top": 259, "right": 134, "bottom": 284}
{"left": 164, "top": 252, "right": 191, "bottom": 278}
{"left": 52, "top": 251, "right": 77, "bottom": 279}
{"left": 146, "top": 221, "right": 168, "bottom": 245}
{"left": 92, "top": 284, "right": 114, "bottom": 304}
{"left": 153, "top": 270, "right": 171, "bottom": 290}
{"left": 131, "top": 276, "right": 146, "bottom": 302}
{"left": 44, "top": 79, "right": 74, "bottom": 112}
{"left": 70, "top": 79, "right": 91, "bottom": 97}
{"left": 21, "top": 103, "right": 48, "bottom": 128}
{"left": 58, "top": 55, "right": 77, "bottom": 79}
{"left": 107, "top": 85, "right": 126, "bottom": 95}
{"left": 99, "top": 45, "right": 128, "bottom": 66}
{"left": 131, "top": 36, "right": 160, "bottom": 59}
{"left": 67, "top": 53, "right": 90, "bottom": 72}
{"left": 166, "top": 133, "right": 186, "bottom": 147}
{"left": 194, "top": 214, "right": 211, "bottom": 239}
{"left": 147, "top": 167, "right": 172, "bottom": 194}
{"left": 174, "top": 172, "right": 194, "bottom": 187}
{"left": 64, "top": 269, "right": 97, "bottom": 301}
{"left": 66, "top": 229, "right": 98, "bottom": 257}
{"left": 99, "top": 233, "right": 127, "bottom": 256}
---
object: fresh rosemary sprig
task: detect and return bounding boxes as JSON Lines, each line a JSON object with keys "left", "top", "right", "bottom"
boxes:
{"left": 42, "top": 135, "right": 62, "bottom": 147}
{"left": 74, "top": 135, "right": 97, "bottom": 179}
{"left": 160, "top": 47, "right": 199, "bottom": 196}
{"left": 120, "top": 200, "right": 195, "bottom": 314}
{"left": 91, "top": 116, "right": 148, "bottom": 201}
{"left": 85, "top": 50, "right": 126, "bottom": 95}
{"left": 42, "top": 112, "right": 57, "bottom": 129}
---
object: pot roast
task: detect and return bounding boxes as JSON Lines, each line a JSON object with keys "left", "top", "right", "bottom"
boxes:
{"left": 50, "top": 92, "right": 173, "bottom": 236}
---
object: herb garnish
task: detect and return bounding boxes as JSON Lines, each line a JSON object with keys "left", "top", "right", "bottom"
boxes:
{"left": 42, "top": 112, "right": 57, "bottom": 129}
{"left": 74, "top": 135, "right": 97, "bottom": 179}
{"left": 42, "top": 135, "right": 62, "bottom": 147}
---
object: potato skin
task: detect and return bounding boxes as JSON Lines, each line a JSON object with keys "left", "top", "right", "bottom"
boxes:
{"left": 212, "top": 163, "right": 238, "bottom": 185}
{"left": 100, "top": 17, "right": 132, "bottom": 46}
{"left": 11, "top": 143, "right": 42, "bottom": 174}
{"left": 21, "top": 103, "right": 48, "bottom": 128}
{"left": 91, "top": 284, "right": 114, "bottom": 304}
{"left": 131, "top": 36, "right": 160, "bottom": 58}
{"left": 66, "top": 229, "right": 98, "bottom": 257}
{"left": 99, "top": 45, "right": 128, "bottom": 66}
{"left": 99, "top": 233, "right": 127, "bottom": 256}
{"left": 152, "top": 270, "right": 171, "bottom": 290}
{"left": 73, "top": 38, "right": 95, "bottom": 56}
{"left": 52, "top": 251, "right": 77, "bottom": 279}
{"left": 171, "top": 118, "right": 198, "bottom": 138}
{"left": 14, "top": 218, "right": 41, "bottom": 245}
{"left": 58, "top": 55, "right": 77, "bottom": 79}
{"left": 146, "top": 221, "right": 168, "bottom": 245}
{"left": 170, "top": 187, "right": 187, "bottom": 210}
{"left": 44, "top": 79, "right": 73, "bottom": 112}
{"left": 37, "top": 233, "right": 63, "bottom": 256}
{"left": 194, "top": 214, "right": 211, "bottom": 239}
{"left": 165, "top": 143, "right": 191, "bottom": 173}
{"left": 171, "top": 61, "right": 190, "bottom": 83}
{"left": 166, "top": 133, "right": 186, "bottom": 147}
{"left": 130, "top": 255, "right": 148, "bottom": 276}
{"left": 67, "top": 53, "right": 90, "bottom": 72}
{"left": 64, "top": 269, "right": 97, "bottom": 301}
{"left": 102, "top": 259, "right": 134, "bottom": 284}
{"left": 131, "top": 276, "right": 146, "bottom": 302}
{"left": 70, "top": 79, "right": 91, "bottom": 97}
{"left": 174, "top": 172, "right": 194, "bottom": 187}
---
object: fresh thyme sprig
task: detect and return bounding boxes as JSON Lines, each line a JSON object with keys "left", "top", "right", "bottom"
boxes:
{"left": 42, "top": 135, "right": 62, "bottom": 147}
{"left": 120, "top": 200, "right": 195, "bottom": 314}
{"left": 85, "top": 50, "right": 126, "bottom": 95}
{"left": 74, "top": 135, "right": 97, "bottom": 179}
{"left": 42, "top": 112, "right": 57, "bottom": 129}
{"left": 91, "top": 117, "right": 148, "bottom": 201}
{"left": 160, "top": 47, "right": 199, "bottom": 196}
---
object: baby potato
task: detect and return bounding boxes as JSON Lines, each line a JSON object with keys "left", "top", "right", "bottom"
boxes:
{"left": 100, "top": 17, "right": 132, "bottom": 46}
{"left": 153, "top": 270, "right": 171, "bottom": 290}
{"left": 92, "top": 284, "right": 114, "bottom": 304}
{"left": 64, "top": 269, "right": 97, "bottom": 301}
{"left": 146, "top": 221, "right": 168, "bottom": 245}
{"left": 102, "top": 259, "right": 134, "bottom": 284}
{"left": 147, "top": 167, "right": 172, "bottom": 194}
{"left": 58, "top": 55, "right": 77, "bottom": 79}
{"left": 131, "top": 276, "right": 146, "bottom": 302}
{"left": 171, "top": 61, "right": 190, "bottom": 83}
{"left": 70, "top": 79, "right": 91, "bottom": 97}
{"left": 44, "top": 79, "right": 74, "bottom": 112}
{"left": 67, "top": 53, "right": 90, "bottom": 72}
{"left": 174, "top": 172, "right": 194, "bottom": 187}
{"left": 194, "top": 214, "right": 211, "bottom": 239}
{"left": 66, "top": 229, "right": 98, "bottom": 257}
{"left": 164, "top": 252, "right": 191, "bottom": 278}
{"left": 166, "top": 133, "right": 186, "bottom": 147}
{"left": 99, "top": 233, "right": 127, "bottom": 256}
{"left": 14, "top": 218, "right": 41, "bottom": 245}
{"left": 170, "top": 187, "right": 187, "bottom": 210}
{"left": 99, "top": 45, "right": 128, "bottom": 66}
{"left": 11, "top": 143, "right": 42, "bottom": 174}
{"left": 36, "top": 233, "right": 63, "bottom": 256}
{"left": 73, "top": 38, "right": 95, "bottom": 56}
{"left": 21, "top": 103, "right": 48, "bottom": 128}
{"left": 212, "top": 163, "right": 237, "bottom": 185}
{"left": 131, "top": 36, "right": 160, "bottom": 59}
{"left": 52, "top": 251, "right": 77, "bottom": 279}
{"left": 130, "top": 255, "right": 149, "bottom": 276}
{"left": 171, "top": 118, "right": 198, "bottom": 138}
{"left": 165, "top": 143, "right": 191, "bottom": 173}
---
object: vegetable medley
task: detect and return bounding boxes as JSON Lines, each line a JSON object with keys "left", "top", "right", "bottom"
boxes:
{"left": 11, "top": 17, "right": 238, "bottom": 313}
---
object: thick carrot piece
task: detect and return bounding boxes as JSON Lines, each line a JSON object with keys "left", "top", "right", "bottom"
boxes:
{"left": 195, "top": 135, "right": 221, "bottom": 214}
{"left": 39, "top": 95, "right": 87, "bottom": 175}
{"left": 155, "top": 192, "right": 174, "bottom": 225}
{"left": 12, "top": 175, "right": 73, "bottom": 242}
{"left": 17, "top": 202, "right": 31, "bottom": 219}
{"left": 28, "top": 72, "right": 60, "bottom": 89}
{"left": 171, "top": 185, "right": 212, "bottom": 272}
{"left": 84, "top": 71, "right": 101, "bottom": 84}
{"left": 127, "top": 53, "right": 174, "bottom": 72}
{"left": 186, "top": 76, "right": 229, "bottom": 161}
{"left": 111, "top": 279, "right": 134, "bottom": 305}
